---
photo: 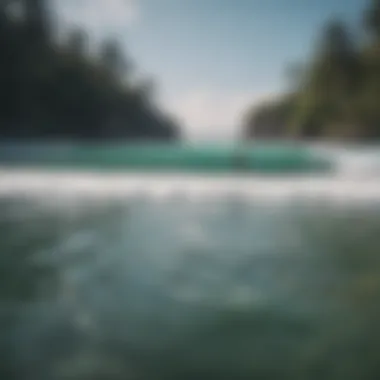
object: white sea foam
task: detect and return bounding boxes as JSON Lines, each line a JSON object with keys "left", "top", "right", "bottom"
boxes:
{"left": 1, "top": 166, "right": 380, "bottom": 203}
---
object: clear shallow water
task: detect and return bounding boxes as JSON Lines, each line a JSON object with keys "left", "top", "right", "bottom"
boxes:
{"left": 1, "top": 166, "right": 380, "bottom": 379}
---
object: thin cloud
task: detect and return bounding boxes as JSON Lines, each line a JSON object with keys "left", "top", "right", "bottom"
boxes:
{"left": 53, "top": 0, "right": 140, "bottom": 38}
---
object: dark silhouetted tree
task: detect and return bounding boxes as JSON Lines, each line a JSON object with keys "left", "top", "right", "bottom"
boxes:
{"left": 0, "top": 0, "right": 179, "bottom": 140}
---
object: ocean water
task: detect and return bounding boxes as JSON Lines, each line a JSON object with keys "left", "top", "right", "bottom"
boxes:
{"left": 1, "top": 144, "right": 380, "bottom": 379}
{"left": 0, "top": 141, "right": 332, "bottom": 173}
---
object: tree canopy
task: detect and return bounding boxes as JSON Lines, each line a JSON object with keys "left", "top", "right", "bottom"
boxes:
{"left": 0, "top": 0, "right": 180, "bottom": 141}
{"left": 244, "top": 0, "right": 380, "bottom": 142}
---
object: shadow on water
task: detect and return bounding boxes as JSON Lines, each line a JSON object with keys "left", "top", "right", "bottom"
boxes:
{"left": 1, "top": 196, "right": 380, "bottom": 379}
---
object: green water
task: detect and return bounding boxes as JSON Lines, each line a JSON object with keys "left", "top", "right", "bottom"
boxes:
{"left": 0, "top": 142, "right": 332, "bottom": 173}
{"left": 1, "top": 194, "right": 380, "bottom": 379}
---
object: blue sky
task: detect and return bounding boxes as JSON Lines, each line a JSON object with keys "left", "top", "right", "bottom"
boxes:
{"left": 55, "top": 0, "right": 367, "bottom": 140}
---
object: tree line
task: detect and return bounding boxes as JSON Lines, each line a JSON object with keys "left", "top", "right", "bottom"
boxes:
{"left": 0, "top": 0, "right": 180, "bottom": 141}
{"left": 243, "top": 0, "right": 380, "bottom": 141}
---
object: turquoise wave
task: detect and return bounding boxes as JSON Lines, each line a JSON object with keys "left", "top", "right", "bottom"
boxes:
{"left": 0, "top": 142, "right": 332, "bottom": 173}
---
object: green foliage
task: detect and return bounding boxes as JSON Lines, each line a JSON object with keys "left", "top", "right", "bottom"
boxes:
{"left": 0, "top": 0, "right": 180, "bottom": 140}
{"left": 244, "top": 0, "right": 380, "bottom": 141}
{"left": 364, "top": 0, "right": 380, "bottom": 40}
